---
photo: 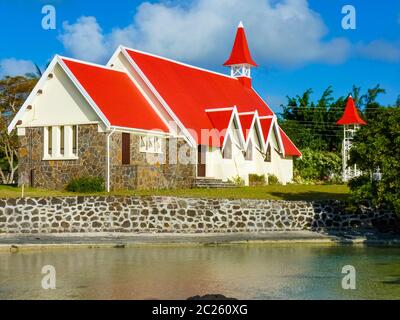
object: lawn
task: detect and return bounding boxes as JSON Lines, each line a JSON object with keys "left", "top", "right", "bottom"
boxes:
{"left": 0, "top": 184, "right": 349, "bottom": 201}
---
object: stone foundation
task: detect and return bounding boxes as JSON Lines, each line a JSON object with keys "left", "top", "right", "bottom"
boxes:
{"left": 0, "top": 196, "right": 396, "bottom": 234}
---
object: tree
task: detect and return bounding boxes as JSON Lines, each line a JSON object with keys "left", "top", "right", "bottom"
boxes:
{"left": 348, "top": 106, "right": 400, "bottom": 215}
{"left": 0, "top": 75, "right": 38, "bottom": 184}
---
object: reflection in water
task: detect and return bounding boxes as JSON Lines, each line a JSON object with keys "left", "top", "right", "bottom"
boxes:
{"left": 0, "top": 244, "right": 399, "bottom": 300}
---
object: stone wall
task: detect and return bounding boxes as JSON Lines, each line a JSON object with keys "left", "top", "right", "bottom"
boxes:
{"left": 109, "top": 133, "right": 195, "bottom": 190}
{"left": 18, "top": 126, "right": 196, "bottom": 190}
{"left": 0, "top": 196, "right": 396, "bottom": 234}
{"left": 18, "top": 124, "right": 107, "bottom": 189}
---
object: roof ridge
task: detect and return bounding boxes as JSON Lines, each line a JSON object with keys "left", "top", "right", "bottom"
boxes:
{"left": 59, "top": 55, "right": 126, "bottom": 74}
{"left": 123, "top": 47, "right": 236, "bottom": 80}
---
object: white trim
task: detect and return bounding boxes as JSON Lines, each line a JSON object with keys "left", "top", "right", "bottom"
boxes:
{"left": 238, "top": 111, "right": 255, "bottom": 115}
{"left": 58, "top": 55, "right": 125, "bottom": 73}
{"left": 205, "top": 107, "right": 235, "bottom": 113}
{"left": 258, "top": 115, "right": 274, "bottom": 119}
{"left": 221, "top": 106, "right": 245, "bottom": 151}
{"left": 18, "top": 121, "right": 99, "bottom": 128}
{"left": 120, "top": 46, "right": 235, "bottom": 80}
{"left": 119, "top": 47, "right": 196, "bottom": 148}
{"left": 110, "top": 125, "right": 172, "bottom": 137}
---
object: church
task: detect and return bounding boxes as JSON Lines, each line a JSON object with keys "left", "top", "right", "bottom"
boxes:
{"left": 8, "top": 22, "right": 301, "bottom": 191}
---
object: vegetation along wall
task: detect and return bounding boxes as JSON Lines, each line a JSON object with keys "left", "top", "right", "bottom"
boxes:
{"left": 0, "top": 196, "right": 396, "bottom": 234}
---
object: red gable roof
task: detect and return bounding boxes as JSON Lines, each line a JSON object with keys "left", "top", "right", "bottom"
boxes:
{"left": 259, "top": 117, "right": 273, "bottom": 143}
{"left": 126, "top": 49, "right": 272, "bottom": 144}
{"left": 223, "top": 22, "right": 257, "bottom": 67}
{"left": 206, "top": 109, "right": 234, "bottom": 147}
{"left": 239, "top": 113, "right": 255, "bottom": 141}
{"left": 62, "top": 58, "right": 168, "bottom": 132}
{"left": 337, "top": 96, "right": 366, "bottom": 125}
{"left": 279, "top": 127, "right": 302, "bottom": 157}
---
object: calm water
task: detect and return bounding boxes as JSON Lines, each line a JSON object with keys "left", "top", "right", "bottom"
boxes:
{"left": 0, "top": 244, "right": 399, "bottom": 300}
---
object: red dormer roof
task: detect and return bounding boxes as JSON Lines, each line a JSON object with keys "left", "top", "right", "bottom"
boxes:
{"left": 239, "top": 113, "right": 255, "bottom": 141}
{"left": 336, "top": 95, "right": 366, "bottom": 125}
{"left": 259, "top": 117, "right": 273, "bottom": 143}
{"left": 62, "top": 58, "right": 168, "bottom": 132}
{"left": 223, "top": 22, "right": 257, "bottom": 67}
{"left": 206, "top": 108, "right": 234, "bottom": 147}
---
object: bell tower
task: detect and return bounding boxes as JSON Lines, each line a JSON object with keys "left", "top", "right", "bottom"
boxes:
{"left": 336, "top": 95, "right": 367, "bottom": 181}
{"left": 223, "top": 22, "right": 257, "bottom": 88}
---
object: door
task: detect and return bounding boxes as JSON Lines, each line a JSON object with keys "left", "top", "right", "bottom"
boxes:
{"left": 197, "top": 145, "right": 206, "bottom": 177}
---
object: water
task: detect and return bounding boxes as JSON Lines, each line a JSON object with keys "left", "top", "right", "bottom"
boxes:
{"left": 0, "top": 244, "right": 399, "bottom": 300}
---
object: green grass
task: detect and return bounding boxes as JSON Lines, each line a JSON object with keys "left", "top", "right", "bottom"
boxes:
{"left": 0, "top": 184, "right": 349, "bottom": 201}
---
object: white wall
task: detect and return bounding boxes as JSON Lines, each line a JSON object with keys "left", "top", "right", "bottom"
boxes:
{"left": 205, "top": 123, "right": 294, "bottom": 185}
{"left": 19, "top": 64, "right": 100, "bottom": 127}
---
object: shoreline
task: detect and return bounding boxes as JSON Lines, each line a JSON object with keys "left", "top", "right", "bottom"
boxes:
{"left": 1, "top": 231, "right": 399, "bottom": 252}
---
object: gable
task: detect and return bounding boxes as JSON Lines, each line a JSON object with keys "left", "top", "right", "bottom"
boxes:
{"left": 18, "top": 63, "right": 100, "bottom": 128}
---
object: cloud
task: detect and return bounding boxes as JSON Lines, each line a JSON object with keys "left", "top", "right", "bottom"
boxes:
{"left": 355, "top": 40, "right": 400, "bottom": 63}
{"left": 0, "top": 58, "right": 37, "bottom": 77}
{"left": 58, "top": 0, "right": 351, "bottom": 67}
{"left": 58, "top": 16, "right": 109, "bottom": 63}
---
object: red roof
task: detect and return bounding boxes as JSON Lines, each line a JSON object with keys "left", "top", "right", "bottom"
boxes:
{"left": 259, "top": 117, "right": 273, "bottom": 143}
{"left": 126, "top": 49, "right": 272, "bottom": 145}
{"left": 239, "top": 113, "right": 255, "bottom": 141}
{"left": 206, "top": 109, "right": 233, "bottom": 146}
{"left": 223, "top": 23, "right": 257, "bottom": 67}
{"left": 337, "top": 96, "right": 366, "bottom": 125}
{"left": 279, "top": 127, "right": 302, "bottom": 157}
{"left": 62, "top": 58, "right": 168, "bottom": 132}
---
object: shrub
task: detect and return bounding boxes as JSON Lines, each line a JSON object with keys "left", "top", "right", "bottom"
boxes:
{"left": 228, "top": 176, "right": 245, "bottom": 187}
{"left": 66, "top": 176, "right": 105, "bottom": 193}
{"left": 249, "top": 174, "right": 266, "bottom": 186}
{"left": 266, "top": 174, "right": 280, "bottom": 185}
{"left": 294, "top": 148, "right": 341, "bottom": 183}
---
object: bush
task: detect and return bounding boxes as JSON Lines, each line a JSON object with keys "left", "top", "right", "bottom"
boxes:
{"left": 294, "top": 148, "right": 341, "bottom": 183}
{"left": 249, "top": 174, "right": 266, "bottom": 186}
{"left": 266, "top": 174, "right": 280, "bottom": 185}
{"left": 228, "top": 176, "right": 245, "bottom": 187}
{"left": 66, "top": 176, "right": 105, "bottom": 193}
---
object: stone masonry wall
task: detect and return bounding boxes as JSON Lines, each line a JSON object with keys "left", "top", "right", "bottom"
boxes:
{"left": 18, "top": 126, "right": 195, "bottom": 190}
{"left": 0, "top": 196, "right": 396, "bottom": 234}
{"left": 18, "top": 124, "right": 107, "bottom": 190}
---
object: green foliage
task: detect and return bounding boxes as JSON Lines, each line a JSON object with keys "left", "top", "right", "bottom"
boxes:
{"left": 348, "top": 106, "right": 400, "bottom": 216}
{"left": 66, "top": 177, "right": 105, "bottom": 193}
{"left": 249, "top": 174, "right": 266, "bottom": 186}
{"left": 294, "top": 148, "right": 341, "bottom": 182}
{"left": 267, "top": 174, "right": 280, "bottom": 185}
{"left": 228, "top": 175, "right": 245, "bottom": 187}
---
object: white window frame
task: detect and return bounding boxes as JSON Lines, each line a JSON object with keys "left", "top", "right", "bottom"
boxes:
{"left": 139, "top": 135, "right": 163, "bottom": 154}
{"left": 43, "top": 125, "right": 79, "bottom": 160}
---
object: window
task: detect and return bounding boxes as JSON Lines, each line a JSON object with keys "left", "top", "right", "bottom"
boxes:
{"left": 265, "top": 143, "right": 271, "bottom": 162}
{"left": 244, "top": 140, "right": 253, "bottom": 161}
{"left": 122, "top": 132, "right": 131, "bottom": 165}
{"left": 44, "top": 125, "right": 78, "bottom": 160}
{"left": 47, "top": 126, "right": 52, "bottom": 155}
{"left": 222, "top": 135, "right": 232, "bottom": 159}
{"left": 60, "top": 126, "right": 65, "bottom": 155}
{"left": 139, "top": 135, "right": 163, "bottom": 153}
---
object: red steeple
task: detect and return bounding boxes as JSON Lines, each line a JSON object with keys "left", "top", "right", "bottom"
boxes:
{"left": 223, "top": 22, "right": 257, "bottom": 67}
{"left": 337, "top": 95, "right": 367, "bottom": 125}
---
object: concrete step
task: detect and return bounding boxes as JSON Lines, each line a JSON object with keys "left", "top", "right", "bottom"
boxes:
{"left": 192, "top": 178, "right": 237, "bottom": 189}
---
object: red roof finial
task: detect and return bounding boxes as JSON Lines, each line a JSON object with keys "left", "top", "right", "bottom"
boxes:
{"left": 223, "top": 22, "right": 257, "bottom": 67}
{"left": 336, "top": 95, "right": 367, "bottom": 125}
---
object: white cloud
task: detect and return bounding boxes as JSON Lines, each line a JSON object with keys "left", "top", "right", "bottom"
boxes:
{"left": 58, "top": 16, "right": 109, "bottom": 63}
{"left": 0, "top": 58, "right": 37, "bottom": 77}
{"left": 58, "top": 0, "right": 351, "bottom": 67}
{"left": 355, "top": 40, "right": 400, "bottom": 63}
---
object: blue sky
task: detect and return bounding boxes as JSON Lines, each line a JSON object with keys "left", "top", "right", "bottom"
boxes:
{"left": 0, "top": 0, "right": 399, "bottom": 112}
